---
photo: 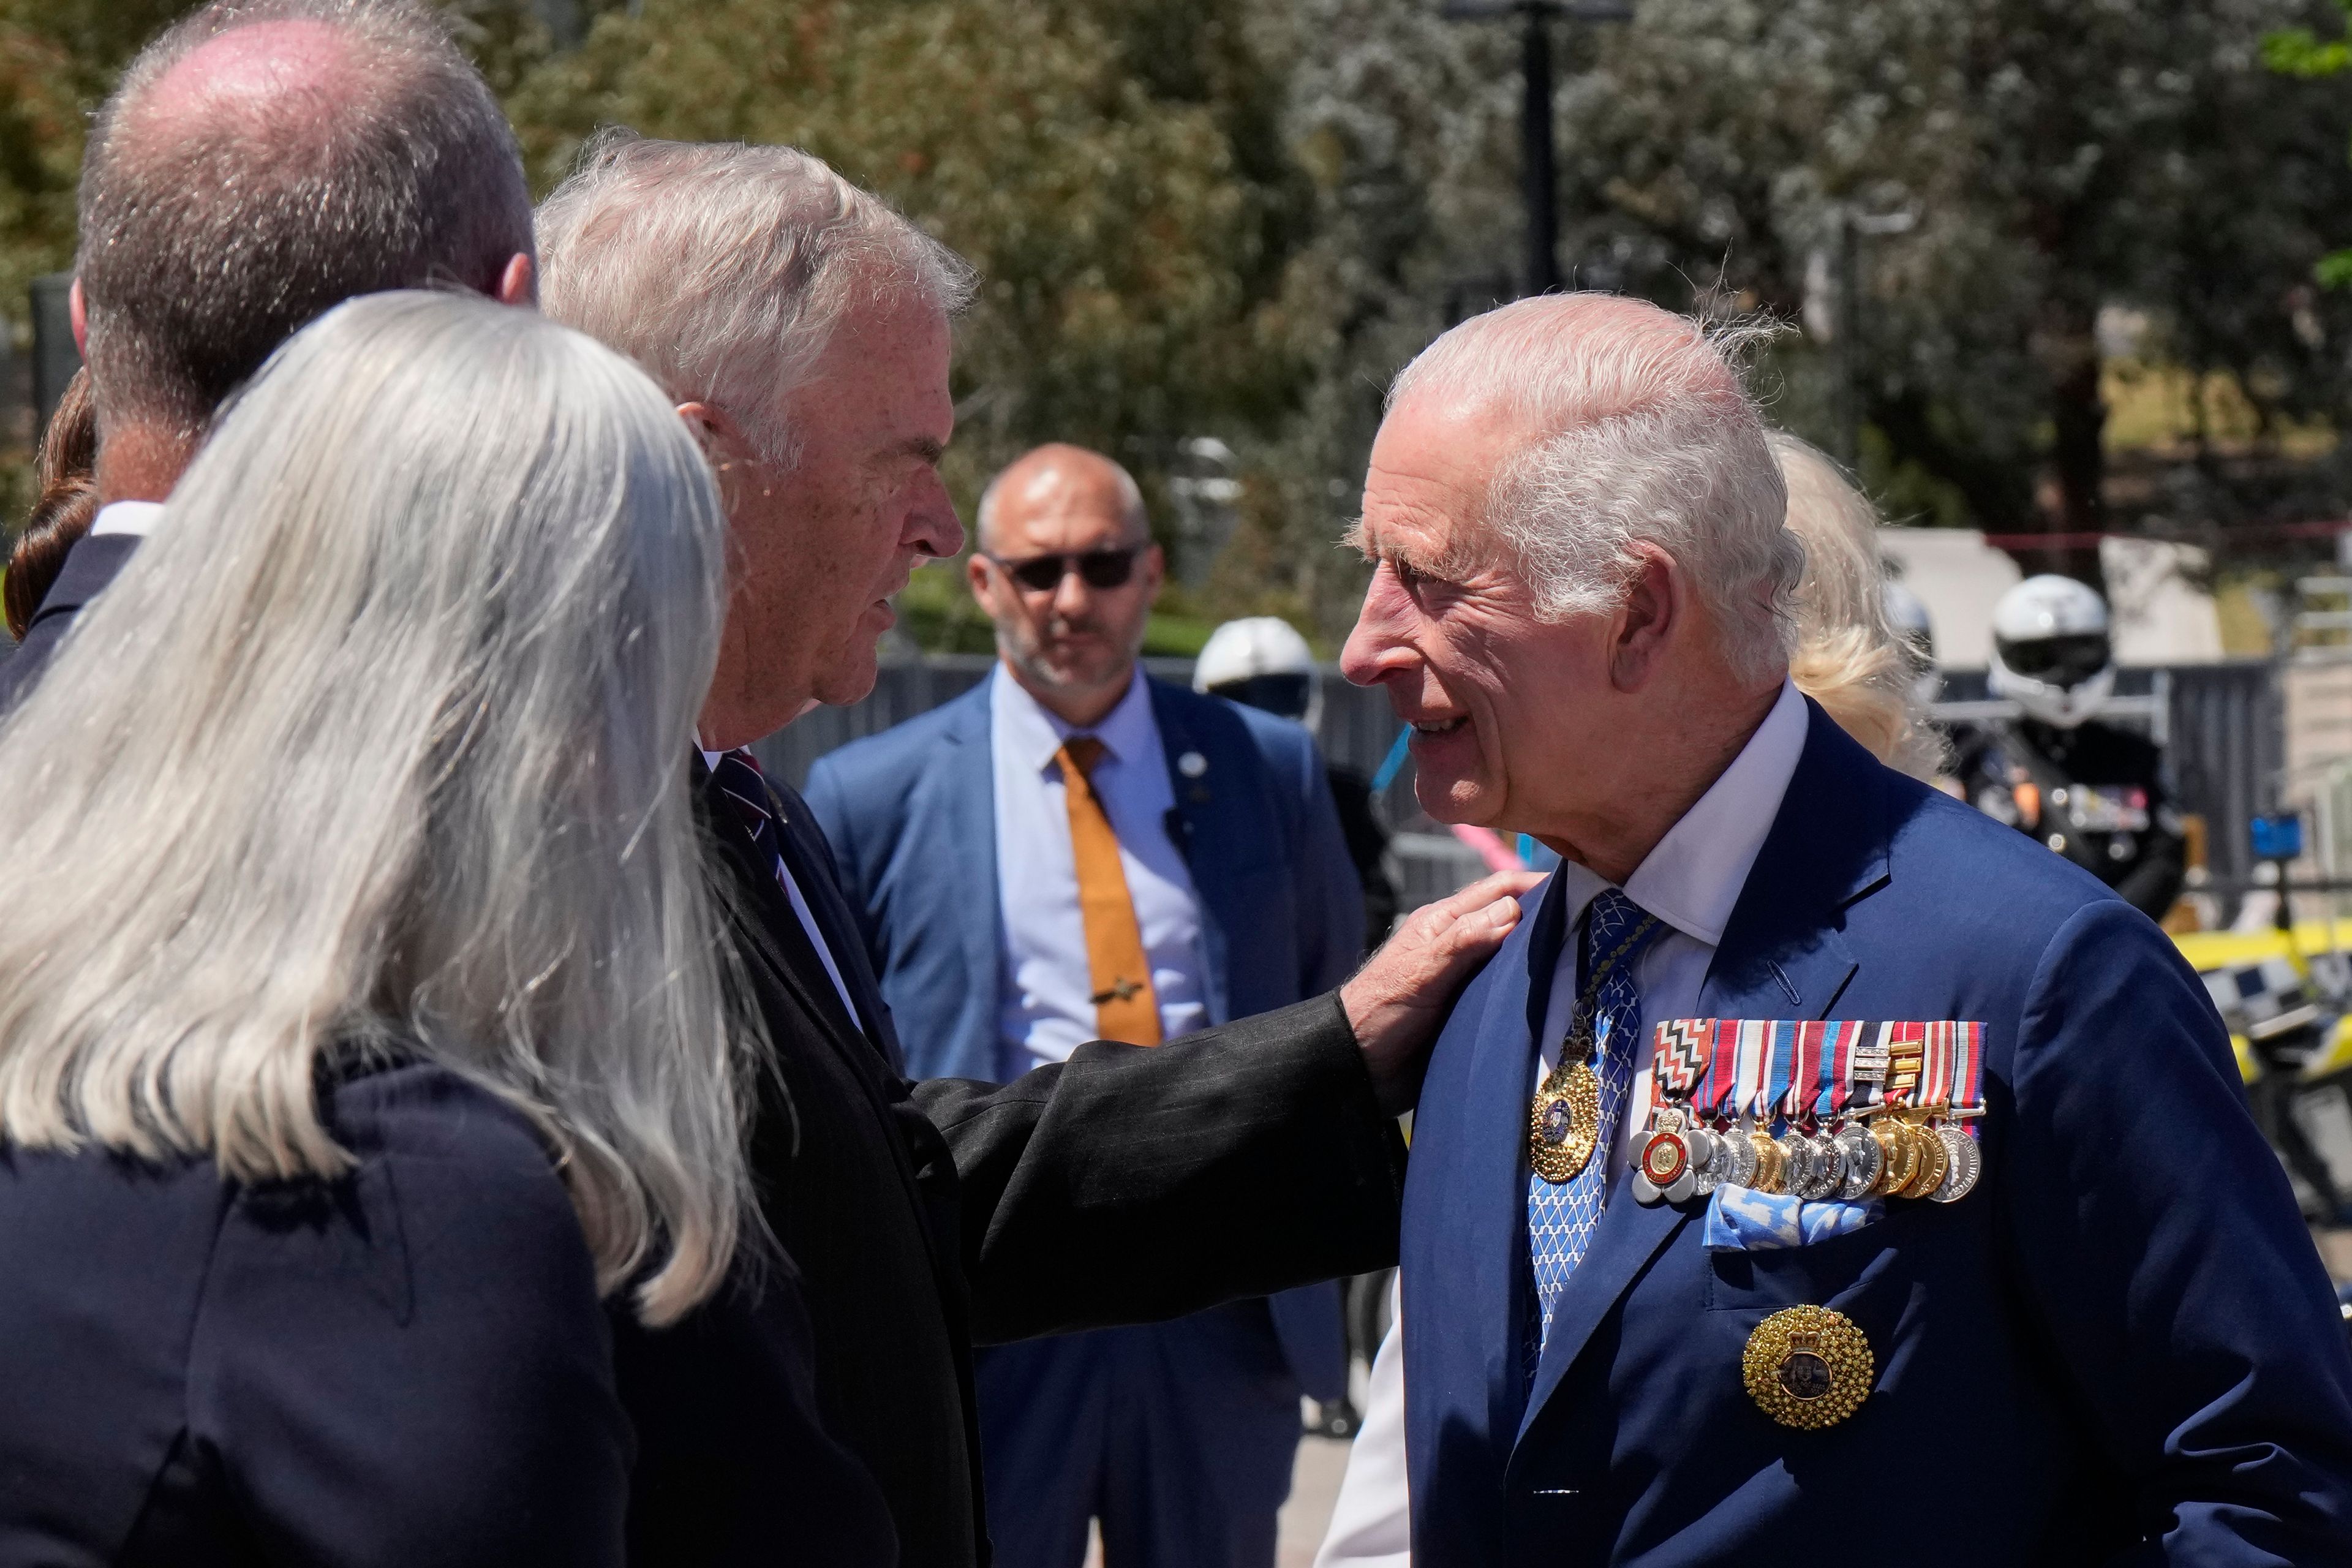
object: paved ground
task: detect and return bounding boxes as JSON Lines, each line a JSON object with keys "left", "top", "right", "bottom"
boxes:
{"left": 1276, "top": 1437, "right": 1353, "bottom": 1568}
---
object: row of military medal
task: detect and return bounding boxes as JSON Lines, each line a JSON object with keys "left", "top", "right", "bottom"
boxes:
{"left": 1624, "top": 1018, "right": 1987, "bottom": 1208}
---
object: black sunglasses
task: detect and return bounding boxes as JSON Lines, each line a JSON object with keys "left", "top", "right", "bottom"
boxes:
{"left": 984, "top": 546, "right": 1143, "bottom": 594}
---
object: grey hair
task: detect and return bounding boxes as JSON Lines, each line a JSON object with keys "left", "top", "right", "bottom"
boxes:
{"left": 974, "top": 447, "right": 1148, "bottom": 553}
{"left": 0, "top": 292, "right": 751, "bottom": 1327}
{"left": 537, "top": 129, "right": 978, "bottom": 465}
{"left": 1771, "top": 431, "right": 1948, "bottom": 780}
{"left": 78, "top": 0, "right": 532, "bottom": 443}
{"left": 1388, "top": 294, "right": 1803, "bottom": 684}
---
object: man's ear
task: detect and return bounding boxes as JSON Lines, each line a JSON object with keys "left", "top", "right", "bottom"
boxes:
{"left": 675, "top": 401, "right": 751, "bottom": 459}
{"left": 676, "top": 401, "right": 768, "bottom": 512}
{"left": 1607, "top": 545, "right": 1681, "bottom": 693}
{"left": 496, "top": 252, "right": 536, "bottom": 307}
{"left": 69, "top": 277, "right": 86, "bottom": 356}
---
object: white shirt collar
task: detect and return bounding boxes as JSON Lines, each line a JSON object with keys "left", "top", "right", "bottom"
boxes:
{"left": 88, "top": 500, "right": 165, "bottom": 539}
{"left": 1547, "top": 678, "right": 1810, "bottom": 949}
{"left": 992, "top": 660, "right": 1155, "bottom": 774}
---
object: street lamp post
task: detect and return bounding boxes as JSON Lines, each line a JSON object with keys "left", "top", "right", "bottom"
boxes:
{"left": 1444, "top": 1, "right": 1634, "bottom": 299}
{"left": 1828, "top": 203, "right": 1916, "bottom": 467}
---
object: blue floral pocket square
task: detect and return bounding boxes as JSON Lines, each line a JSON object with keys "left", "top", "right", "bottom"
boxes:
{"left": 1702, "top": 1183, "right": 1883, "bottom": 1251}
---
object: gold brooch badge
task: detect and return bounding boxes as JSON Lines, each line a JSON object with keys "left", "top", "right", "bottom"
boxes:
{"left": 1742, "top": 1305, "right": 1874, "bottom": 1430}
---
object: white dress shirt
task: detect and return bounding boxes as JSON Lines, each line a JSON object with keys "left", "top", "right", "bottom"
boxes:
{"left": 88, "top": 500, "right": 165, "bottom": 538}
{"left": 990, "top": 661, "right": 1208, "bottom": 1079}
{"left": 1315, "top": 679, "right": 1810, "bottom": 1568}
{"left": 701, "top": 747, "right": 864, "bottom": 1032}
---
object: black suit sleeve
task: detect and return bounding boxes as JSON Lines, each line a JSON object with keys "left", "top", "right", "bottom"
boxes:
{"left": 911, "top": 995, "right": 1407, "bottom": 1343}
{"left": 185, "top": 1067, "right": 631, "bottom": 1567}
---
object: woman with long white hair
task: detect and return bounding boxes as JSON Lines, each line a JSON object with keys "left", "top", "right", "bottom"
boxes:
{"left": 0, "top": 292, "right": 785, "bottom": 1564}
{"left": 1770, "top": 430, "right": 1948, "bottom": 780}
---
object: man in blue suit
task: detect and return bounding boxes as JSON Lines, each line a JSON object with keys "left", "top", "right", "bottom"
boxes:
{"left": 1318, "top": 293, "right": 2352, "bottom": 1566}
{"left": 808, "top": 442, "right": 1366, "bottom": 1568}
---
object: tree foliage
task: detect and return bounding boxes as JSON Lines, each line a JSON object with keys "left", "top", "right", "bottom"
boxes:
{"left": 6, "top": 0, "right": 2352, "bottom": 639}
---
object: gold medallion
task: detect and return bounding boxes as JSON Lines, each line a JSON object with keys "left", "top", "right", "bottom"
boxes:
{"left": 1529, "top": 1058, "right": 1601, "bottom": 1184}
{"left": 1743, "top": 1305, "right": 1875, "bottom": 1430}
{"left": 1898, "top": 1117, "right": 1950, "bottom": 1199}
{"left": 1749, "top": 1130, "right": 1785, "bottom": 1194}
{"left": 1871, "top": 1117, "right": 1918, "bottom": 1197}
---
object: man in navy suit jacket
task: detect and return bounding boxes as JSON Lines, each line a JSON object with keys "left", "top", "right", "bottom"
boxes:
{"left": 809, "top": 443, "right": 1365, "bottom": 1568}
{"left": 0, "top": 0, "right": 538, "bottom": 714}
{"left": 1319, "top": 293, "right": 2352, "bottom": 1566}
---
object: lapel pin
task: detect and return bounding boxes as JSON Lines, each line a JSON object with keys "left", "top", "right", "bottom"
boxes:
{"left": 1177, "top": 750, "right": 1208, "bottom": 778}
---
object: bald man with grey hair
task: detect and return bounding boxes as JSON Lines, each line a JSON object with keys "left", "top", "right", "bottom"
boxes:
{"left": 535, "top": 135, "right": 1539, "bottom": 1568}
{"left": 2, "top": 0, "right": 535, "bottom": 709}
{"left": 1323, "top": 292, "right": 2352, "bottom": 1566}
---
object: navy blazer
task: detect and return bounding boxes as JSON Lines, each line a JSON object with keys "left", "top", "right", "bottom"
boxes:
{"left": 1402, "top": 701, "right": 2352, "bottom": 1566}
{"left": 806, "top": 674, "right": 1367, "bottom": 1397}
{"left": 0, "top": 532, "right": 140, "bottom": 711}
{"left": 0, "top": 1063, "right": 632, "bottom": 1567}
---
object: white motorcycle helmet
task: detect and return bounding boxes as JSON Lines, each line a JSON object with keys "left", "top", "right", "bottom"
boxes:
{"left": 1987, "top": 574, "right": 2115, "bottom": 728}
{"left": 1194, "top": 616, "right": 1321, "bottom": 731}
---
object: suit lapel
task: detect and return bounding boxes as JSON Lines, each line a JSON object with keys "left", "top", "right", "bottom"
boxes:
{"left": 1148, "top": 682, "right": 1231, "bottom": 1025}
{"left": 1417, "top": 872, "right": 1561, "bottom": 1450}
{"left": 1515, "top": 703, "right": 1893, "bottom": 1441}
{"left": 943, "top": 685, "right": 1002, "bottom": 1060}
{"left": 698, "top": 766, "right": 878, "bottom": 1077}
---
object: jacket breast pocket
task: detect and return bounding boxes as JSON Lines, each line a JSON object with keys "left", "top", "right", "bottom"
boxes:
{"left": 1702, "top": 1212, "right": 1909, "bottom": 1313}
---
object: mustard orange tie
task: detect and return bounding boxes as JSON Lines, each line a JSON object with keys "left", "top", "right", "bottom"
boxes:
{"left": 1056, "top": 737, "right": 1161, "bottom": 1046}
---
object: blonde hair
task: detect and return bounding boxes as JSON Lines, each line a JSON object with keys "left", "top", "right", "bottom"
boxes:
{"left": 0, "top": 292, "right": 752, "bottom": 1325}
{"left": 1771, "top": 431, "right": 1947, "bottom": 779}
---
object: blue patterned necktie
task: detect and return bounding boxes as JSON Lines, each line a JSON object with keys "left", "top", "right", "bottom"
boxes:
{"left": 1527, "top": 886, "right": 1667, "bottom": 1368}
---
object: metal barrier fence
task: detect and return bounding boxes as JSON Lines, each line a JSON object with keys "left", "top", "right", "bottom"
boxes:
{"left": 756, "top": 655, "right": 2285, "bottom": 914}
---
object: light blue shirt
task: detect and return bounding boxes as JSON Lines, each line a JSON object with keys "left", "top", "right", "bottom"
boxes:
{"left": 989, "top": 662, "right": 1208, "bottom": 1077}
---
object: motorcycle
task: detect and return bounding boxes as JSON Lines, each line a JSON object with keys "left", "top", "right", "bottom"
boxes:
{"left": 2176, "top": 921, "right": 2352, "bottom": 1225}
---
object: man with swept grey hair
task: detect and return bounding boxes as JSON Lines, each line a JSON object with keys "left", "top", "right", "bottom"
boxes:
{"left": 0, "top": 0, "right": 535, "bottom": 708}
{"left": 1321, "top": 292, "right": 2352, "bottom": 1566}
{"left": 536, "top": 135, "right": 1539, "bottom": 1568}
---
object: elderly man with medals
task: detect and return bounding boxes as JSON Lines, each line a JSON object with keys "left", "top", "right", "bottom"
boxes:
{"left": 1312, "top": 293, "right": 2352, "bottom": 1568}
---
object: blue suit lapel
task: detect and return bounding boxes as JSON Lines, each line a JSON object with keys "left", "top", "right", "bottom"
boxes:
{"left": 1148, "top": 682, "right": 1233, "bottom": 1025}
{"left": 942, "top": 684, "right": 1002, "bottom": 1074}
{"left": 1515, "top": 701, "right": 1891, "bottom": 1441}
{"left": 1408, "top": 875, "right": 1559, "bottom": 1457}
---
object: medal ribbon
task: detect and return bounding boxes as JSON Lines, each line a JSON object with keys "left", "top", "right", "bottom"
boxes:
{"left": 1813, "top": 1020, "right": 1860, "bottom": 1118}
{"left": 1784, "top": 1022, "right": 1823, "bottom": 1125}
{"left": 1649, "top": 1017, "right": 1712, "bottom": 1101}
{"left": 1757, "top": 1021, "right": 1796, "bottom": 1128}
{"left": 1882, "top": 1021, "right": 1924, "bottom": 1111}
{"left": 1919, "top": 1021, "right": 1956, "bottom": 1110}
{"left": 1731, "top": 1020, "right": 1768, "bottom": 1121}
{"left": 1953, "top": 1021, "right": 1985, "bottom": 1117}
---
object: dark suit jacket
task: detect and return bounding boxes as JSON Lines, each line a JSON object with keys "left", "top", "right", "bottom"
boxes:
{"left": 804, "top": 676, "right": 1365, "bottom": 1398}
{"left": 613, "top": 763, "right": 1407, "bottom": 1568}
{"left": 0, "top": 532, "right": 137, "bottom": 710}
{"left": 1402, "top": 701, "right": 2352, "bottom": 1566}
{"left": 0, "top": 1063, "right": 633, "bottom": 1567}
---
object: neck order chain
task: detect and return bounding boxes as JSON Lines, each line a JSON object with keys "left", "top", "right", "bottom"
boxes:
{"left": 1528, "top": 908, "right": 1661, "bottom": 1185}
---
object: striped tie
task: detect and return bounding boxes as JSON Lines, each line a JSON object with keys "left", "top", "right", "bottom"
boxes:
{"left": 709, "top": 747, "right": 791, "bottom": 897}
